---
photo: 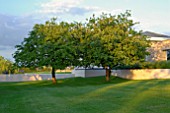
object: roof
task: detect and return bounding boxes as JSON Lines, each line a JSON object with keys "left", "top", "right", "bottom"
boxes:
{"left": 143, "top": 31, "right": 170, "bottom": 37}
{"left": 143, "top": 31, "right": 170, "bottom": 41}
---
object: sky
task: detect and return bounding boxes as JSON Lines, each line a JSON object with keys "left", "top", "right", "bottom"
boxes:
{"left": 0, "top": 0, "right": 170, "bottom": 61}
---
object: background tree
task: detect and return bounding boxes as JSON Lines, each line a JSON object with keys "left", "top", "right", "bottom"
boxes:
{"left": 13, "top": 19, "right": 73, "bottom": 83}
{"left": 0, "top": 56, "right": 15, "bottom": 74}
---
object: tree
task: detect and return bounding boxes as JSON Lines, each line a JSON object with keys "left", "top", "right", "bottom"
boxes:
{"left": 13, "top": 19, "right": 73, "bottom": 83}
{"left": 0, "top": 56, "right": 15, "bottom": 74}
{"left": 71, "top": 11, "right": 150, "bottom": 81}
{"left": 13, "top": 11, "right": 150, "bottom": 82}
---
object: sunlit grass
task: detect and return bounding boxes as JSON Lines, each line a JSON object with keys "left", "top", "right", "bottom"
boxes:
{"left": 26, "top": 71, "right": 71, "bottom": 74}
{"left": 0, "top": 76, "right": 170, "bottom": 113}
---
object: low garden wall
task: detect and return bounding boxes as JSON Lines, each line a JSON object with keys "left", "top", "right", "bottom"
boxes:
{"left": 3, "top": 69, "right": 170, "bottom": 82}
{"left": 0, "top": 74, "right": 74, "bottom": 82}
{"left": 112, "top": 69, "right": 170, "bottom": 80}
{"left": 73, "top": 69, "right": 170, "bottom": 80}
{"left": 73, "top": 69, "right": 105, "bottom": 78}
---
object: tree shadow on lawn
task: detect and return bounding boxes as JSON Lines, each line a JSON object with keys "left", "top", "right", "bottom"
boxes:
{"left": 56, "top": 76, "right": 131, "bottom": 87}
{"left": 0, "top": 76, "right": 130, "bottom": 88}
{"left": 1, "top": 76, "right": 170, "bottom": 113}
{"left": 1, "top": 76, "right": 170, "bottom": 89}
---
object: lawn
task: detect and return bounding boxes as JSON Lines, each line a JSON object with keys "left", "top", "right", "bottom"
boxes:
{"left": 26, "top": 71, "right": 71, "bottom": 74}
{"left": 0, "top": 76, "right": 170, "bottom": 113}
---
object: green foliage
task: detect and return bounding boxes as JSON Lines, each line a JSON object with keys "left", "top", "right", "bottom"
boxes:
{"left": 71, "top": 10, "right": 150, "bottom": 69}
{"left": 97, "top": 11, "right": 149, "bottom": 68}
{"left": 13, "top": 19, "right": 74, "bottom": 70}
{"left": 114, "top": 61, "right": 170, "bottom": 69}
{"left": 17, "top": 66, "right": 52, "bottom": 74}
{"left": 0, "top": 56, "right": 17, "bottom": 74}
{"left": 144, "top": 61, "right": 170, "bottom": 69}
{"left": 13, "top": 11, "right": 150, "bottom": 74}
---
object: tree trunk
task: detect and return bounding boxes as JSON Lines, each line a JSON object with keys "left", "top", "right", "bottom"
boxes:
{"left": 52, "top": 67, "right": 57, "bottom": 84}
{"left": 105, "top": 67, "right": 111, "bottom": 81}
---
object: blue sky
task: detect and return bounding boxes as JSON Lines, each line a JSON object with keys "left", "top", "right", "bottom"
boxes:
{"left": 0, "top": 0, "right": 170, "bottom": 60}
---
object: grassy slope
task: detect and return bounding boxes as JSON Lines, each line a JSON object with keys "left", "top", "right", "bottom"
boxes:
{"left": 0, "top": 76, "right": 170, "bottom": 113}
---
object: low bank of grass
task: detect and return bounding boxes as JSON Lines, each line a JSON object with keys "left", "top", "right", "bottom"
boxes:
{"left": 0, "top": 76, "right": 170, "bottom": 113}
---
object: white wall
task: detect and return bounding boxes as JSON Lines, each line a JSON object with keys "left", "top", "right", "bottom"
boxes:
{"left": 73, "top": 69, "right": 85, "bottom": 77}
{"left": 85, "top": 69, "right": 105, "bottom": 77}
{"left": 74, "top": 69, "right": 105, "bottom": 78}
{"left": 0, "top": 74, "right": 74, "bottom": 82}
{"left": 74, "top": 69, "right": 170, "bottom": 80}
{"left": 112, "top": 69, "right": 170, "bottom": 80}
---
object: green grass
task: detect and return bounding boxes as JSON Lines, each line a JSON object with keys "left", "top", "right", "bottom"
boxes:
{"left": 26, "top": 71, "right": 71, "bottom": 74}
{"left": 56, "top": 72, "right": 72, "bottom": 74}
{"left": 0, "top": 76, "right": 170, "bottom": 113}
{"left": 25, "top": 71, "right": 50, "bottom": 74}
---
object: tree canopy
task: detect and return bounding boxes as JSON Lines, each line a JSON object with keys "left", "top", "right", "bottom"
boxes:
{"left": 70, "top": 11, "right": 150, "bottom": 80}
{"left": 13, "top": 11, "right": 150, "bottom": 82}
{"left": 13, "top": 19, "right": 74, "bottom": 83}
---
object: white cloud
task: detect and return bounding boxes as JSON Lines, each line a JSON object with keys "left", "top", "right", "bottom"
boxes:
{"left": 37, "top": 0, "right": 97, "bottom": 16}
{"left": 40, "top": 0, "right": 82, "bottom": 9}
{"left": 0, "top": 13, "right": 43, "bottom": 60}
{"left": 0, "top": 14, "right": 41, "bottom": 47}
{"left": 133, "top": 16, "right": 170, "bottom": 34}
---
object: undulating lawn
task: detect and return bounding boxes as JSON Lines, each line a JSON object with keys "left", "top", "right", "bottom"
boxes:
{"left": 0, "top": 76, "right": 170, "bottom": 113}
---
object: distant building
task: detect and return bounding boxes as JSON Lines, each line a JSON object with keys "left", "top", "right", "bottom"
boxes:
{"left": 144, "top": 31, "right": 170, "bottom": 61}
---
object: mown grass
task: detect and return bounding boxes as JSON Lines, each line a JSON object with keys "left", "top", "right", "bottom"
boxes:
{"left": 0, "top": 76, "right": 170, "bottom": 113}
{"left": 26, "top": 71, "right": 71, "bottom": 74}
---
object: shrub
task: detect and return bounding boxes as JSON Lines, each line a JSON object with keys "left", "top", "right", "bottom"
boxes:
{"left": 148, "top": 61, "right": 170, "bottom": 69}
{"left": 113, "top": 61, "right": 170, "bottom": 69}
